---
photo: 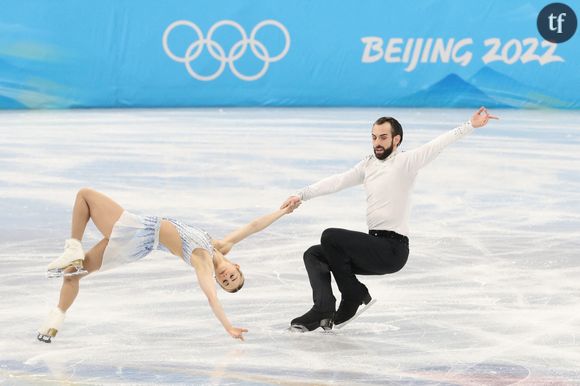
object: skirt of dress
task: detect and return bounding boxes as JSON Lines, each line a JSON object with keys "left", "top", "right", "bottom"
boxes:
{"left": 100, "top": 211, "right": 161, "bottom": 272}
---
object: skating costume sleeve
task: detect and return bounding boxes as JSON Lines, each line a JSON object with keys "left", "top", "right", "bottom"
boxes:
{"left": 404, "top": 121, "right": 475, "bottom": 173}
{"left": 295, "top": 158, "right": 367, "bottom": 201}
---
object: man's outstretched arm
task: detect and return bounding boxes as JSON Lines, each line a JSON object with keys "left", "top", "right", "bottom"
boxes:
{"left": 280, "top": 158, "right": 367, "bottom": 210}
{"left": 405, "top": 107, "right": 498, "bottom": 172}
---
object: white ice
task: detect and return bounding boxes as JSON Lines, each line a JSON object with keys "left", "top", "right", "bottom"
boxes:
{"left": 0, "top": 108, "right": 579, "bottom": 384}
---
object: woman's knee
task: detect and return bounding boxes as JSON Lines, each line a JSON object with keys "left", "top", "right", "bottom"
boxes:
{"left": 77, "top": 187, "right": 95, "bottom": 200}
{"left": 82, "top": 255, "right": 103, "bottom": 274}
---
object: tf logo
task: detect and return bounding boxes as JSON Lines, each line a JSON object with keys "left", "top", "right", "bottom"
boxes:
{"left": 537, "top": 3, "right": 577, "bottom": 43}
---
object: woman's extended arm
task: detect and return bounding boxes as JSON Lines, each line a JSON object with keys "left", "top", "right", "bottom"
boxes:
{"left": 193, "top": 257, "right": 248, "bottom": 340}
{"left": 215, "top": 206, "right": 294, "bottom": 255}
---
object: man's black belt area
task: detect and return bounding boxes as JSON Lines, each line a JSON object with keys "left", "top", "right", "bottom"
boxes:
{"left": 369, "top": 230, "right": 409, "bottom": 245}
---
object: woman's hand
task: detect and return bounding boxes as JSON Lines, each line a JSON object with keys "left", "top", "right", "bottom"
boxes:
{"left": 227, "top": 326, "right": 248, "bottom": 341}
{"left": 281, "top": 195, "right": 301, "bottom": 211}
{"left": 281, "top": 198, "right": 301, "bottom": 214}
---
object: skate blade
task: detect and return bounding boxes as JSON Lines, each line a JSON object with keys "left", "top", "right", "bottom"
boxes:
{"left": 46, "top": 269, "right": 64, "bottom": 278}
{"left": 37, "top": 333, "right": 52, "bottom": 343}
{"left": 334, "top": 299, "right": 377, "bottom": 330}
{"left": 288, "top": 325, "right": 335, "bottom": 334}
{"left": 46, "top": 267, "right": 88, "bottom": 279}
{"left": 288, "top": 318, "right": 334, "bottom": 333}
{"left": 288, "top": 325, "right": 309, "bottom": 333}
{"left": 63, "top": 268, "right": 87, "bottom": 277}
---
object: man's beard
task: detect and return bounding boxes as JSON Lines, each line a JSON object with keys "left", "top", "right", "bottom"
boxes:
{"left": 374, "top": 140, "right": 394, "bottom": 160}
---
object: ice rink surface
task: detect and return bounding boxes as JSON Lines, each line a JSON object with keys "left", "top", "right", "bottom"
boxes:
{"left": 1, "top": 107, "right": 579, "bottom": 385}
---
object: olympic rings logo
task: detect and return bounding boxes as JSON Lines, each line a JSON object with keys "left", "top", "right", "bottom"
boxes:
{"left": 162, "top": 19, "right": 290, "bottom": 81}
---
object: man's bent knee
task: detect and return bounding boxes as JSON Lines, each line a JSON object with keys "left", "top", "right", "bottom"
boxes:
{"left": 320, "top": 228, "right": 343, "bottom": 246}
{"left": 303, "top": 245, "right": 320, "bottom": 263}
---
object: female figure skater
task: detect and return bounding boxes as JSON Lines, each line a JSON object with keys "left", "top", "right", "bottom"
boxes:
{"left": 38, "top": 188, "right": 297, "bottom": 342}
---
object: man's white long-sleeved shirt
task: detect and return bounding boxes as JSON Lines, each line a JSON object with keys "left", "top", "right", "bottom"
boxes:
{"left": 295, "top": 121, "right": 475, "bottom": 236}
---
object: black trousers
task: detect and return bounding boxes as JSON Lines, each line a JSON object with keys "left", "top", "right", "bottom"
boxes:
{"left": 304, "top": 228, "right": 409, "bottom": 312}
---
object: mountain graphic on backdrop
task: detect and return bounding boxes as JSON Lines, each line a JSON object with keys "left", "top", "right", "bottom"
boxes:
{"left": 0, "top": 95, "right": 25, "bottom": 109}
{"left": 0, "top": 56, "right": 75, "bottom": 109}
{"left": 391, "top": 73, "right": 509, "bottom": 108}
{"left": 0, "top": 58, "right": 28, "bottom": 108}
{"left": 391, "top": 67, "right": 570, "bottom": 108}
{"left": 468, "top": 66, "right": 570, "bottom": 109}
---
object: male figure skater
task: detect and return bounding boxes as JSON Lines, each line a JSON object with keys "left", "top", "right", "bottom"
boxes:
{"left": 282, "top": 107, "right": 498, "bottom": 331}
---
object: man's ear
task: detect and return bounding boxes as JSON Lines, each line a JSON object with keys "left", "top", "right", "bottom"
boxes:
{"left": 394, "top": 135, "right": 401, "bottom": 147}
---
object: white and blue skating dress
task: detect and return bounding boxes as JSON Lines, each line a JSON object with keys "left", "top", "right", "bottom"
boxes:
{"left": 101, "top": 211, "right": 214, "bottom": 271}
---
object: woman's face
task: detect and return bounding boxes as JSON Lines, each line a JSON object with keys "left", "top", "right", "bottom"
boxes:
{"left": 216, "top": 262, "right": 243, "bottom": 292}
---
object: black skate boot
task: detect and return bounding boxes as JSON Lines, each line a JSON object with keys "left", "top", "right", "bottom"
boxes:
{"left": 334, "top": 292, "right": 376, "bottom": 329}
{"left": 289, "top": 307, "right": 334, "bottom": 332}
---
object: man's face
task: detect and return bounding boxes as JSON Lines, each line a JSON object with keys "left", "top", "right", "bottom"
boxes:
{"left": 372, "top": 123, "right": 396, "bottom": 160}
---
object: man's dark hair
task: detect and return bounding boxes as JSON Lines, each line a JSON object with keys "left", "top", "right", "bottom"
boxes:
{"left": 373, "top": 117, "right": 403, "bottom": 145}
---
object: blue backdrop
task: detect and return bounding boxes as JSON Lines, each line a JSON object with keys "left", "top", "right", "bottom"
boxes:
{"left": 0, "top": 0, "right": 578, "bottom": 109}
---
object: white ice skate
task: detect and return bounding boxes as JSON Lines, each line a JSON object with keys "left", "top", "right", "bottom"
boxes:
{"left": 46, "top": 238, "right": 87, "bottom": 278}
{"left": 37, "top": 307, "right": 66, "bottom": 343}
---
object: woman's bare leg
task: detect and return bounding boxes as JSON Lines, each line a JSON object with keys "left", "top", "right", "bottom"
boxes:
{"left": 58, "top": 238, "right": 108, "bottom": 312}
{"left": 48, "top": 188, "right": 125, "bottom": 272}
{"left": 71, "top": 188, "right": 124, "bottom": 240}
{"left": 57, "top": 188, "right": 124, "bottom": 310}
{"left": 40, "top": 189, "right": 127, "bottom": 342}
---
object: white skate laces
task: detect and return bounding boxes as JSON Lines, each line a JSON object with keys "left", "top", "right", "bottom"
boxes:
{"left": 46, "top": 238, "right": 87, "bottom": 278}
{"left": 37, "top": 307, "right": 66, "bottom": 343}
